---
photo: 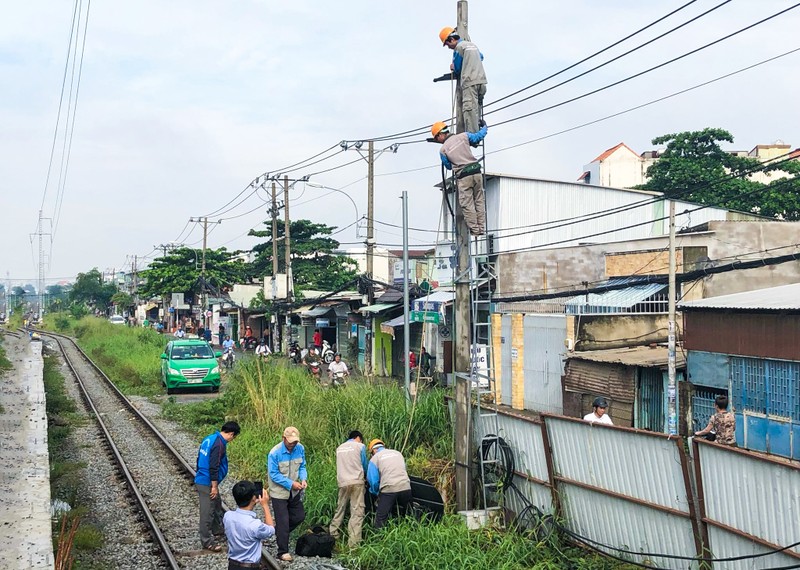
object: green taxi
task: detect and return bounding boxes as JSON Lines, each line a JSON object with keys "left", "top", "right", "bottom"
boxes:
{"left": 160, "top": 339, "right": 222, "bottom": 394}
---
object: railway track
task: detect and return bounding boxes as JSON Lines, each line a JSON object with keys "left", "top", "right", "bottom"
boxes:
{"left": 41, "top": 330, "right": 282, "bottom": 570}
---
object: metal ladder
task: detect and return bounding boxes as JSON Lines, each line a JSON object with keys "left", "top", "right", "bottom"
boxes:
{"left": 468, "top": 234, "right": 501, "bottom": 511}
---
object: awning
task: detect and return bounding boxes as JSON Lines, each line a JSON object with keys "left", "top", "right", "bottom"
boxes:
{"left": 143, "top": 302, "right": 157, "bottom": 310}
{"left": 359, "top": 303, "right": 400, "bottom": 314}
{"left": 380, "top": 314, "right": 407, "bottom": 337}
{"left": 565, "top": 278, "right": 666, "bottom": 314}
{"left": 248, "top": 313, "right": 266, "bottom": 319}
{"left": 302, "top": 306, "right": 335, "bottom": 318}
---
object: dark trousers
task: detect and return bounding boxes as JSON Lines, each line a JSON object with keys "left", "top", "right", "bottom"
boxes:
{"left": 228, "top": 560, "right": 264, "bottom": 570}
{"left": 197, "top": 484, "right": 224, "bottom": 548}
{"left": 374, "top": 489, "right": 412, "bottom": 529}
{"left": 272, "top": 494, "right": 306, "bottom": 556}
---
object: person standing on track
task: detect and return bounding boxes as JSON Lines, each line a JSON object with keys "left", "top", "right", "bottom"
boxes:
{"left": 366, "top": 439, "right": 412, "bottom": 529}
{"left": 439, "top": 26, "right": 487, "bottom": 134}
{"left": 267, "top": 426, "right": 308, "bottom": 562}
{"left": 329, "top": 430, "right": 369, "bottom": 548}
{"left": 195, "top": 421, "right": 241, "bottom": 552}
{"left": 224, "top": 480, "right": 275, "bottom": 570}
{"left": 432, "top": 120, "right": 489, "bottom": 236}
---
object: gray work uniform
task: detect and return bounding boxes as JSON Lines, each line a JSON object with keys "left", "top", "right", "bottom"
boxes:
{"left": 454, "top": 40, "right": 487, "bottom": 134}
{"left": 329, "top": 439, "right": 367, "bottom": 547}
{"left": 441, "top": 132, "right": 486, "bottom": 235}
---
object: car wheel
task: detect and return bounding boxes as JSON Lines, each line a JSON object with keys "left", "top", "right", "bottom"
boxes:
{"left": 166, "top": 387, "right": 174, "bottom": 395}
{"left": 211, "top": 385, "right": 219, "bottom": 393}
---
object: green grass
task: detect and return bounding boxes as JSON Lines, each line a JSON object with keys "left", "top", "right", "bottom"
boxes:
{"left": 43, "top": 354, "right": 105, "bottom": 558}
{"left": 0, "top": 338, "right": 12, "bottom": 372}
{"left": 162, "top": 358, "right": 453, "bottom": 522}
{"left": 43, "top": 314, "right": 167, "bottom": 396}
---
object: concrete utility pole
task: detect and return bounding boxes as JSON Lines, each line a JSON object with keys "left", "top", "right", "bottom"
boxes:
{"left": 453, "top": 0, "right": 472, "bottom": 512}
{"left": 402, "top": 191, "right": 411, "bottom": 405}
{"left": 271, "top": 180, "right": 280, "bottom": 352}
{"left": 667, "top": 200, "right": 678, "bottom": 434}
{"left": 284, "top": 175, "right": 292, "bottom": 346}
{"left": 365, "top": 140, "right": 375, "bottom": 377}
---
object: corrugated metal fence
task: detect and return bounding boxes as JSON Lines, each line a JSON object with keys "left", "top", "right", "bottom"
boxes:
{"left": 471, "top": 407, "right": 800, "bottom": 569}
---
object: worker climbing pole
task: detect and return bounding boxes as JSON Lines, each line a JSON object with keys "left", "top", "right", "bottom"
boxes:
{"left": 432, "top": 1, "right": 499, "bottom": 513}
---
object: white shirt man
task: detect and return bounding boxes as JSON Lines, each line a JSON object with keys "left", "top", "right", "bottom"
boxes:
{"left": 175, "top": 328, "right": 186, "bottom": 339}
{"left": 583, "top": 397, "right": 613, "bottom": 425}
{"left": 328, "top": 355, "right": 349, "bottom": 379}
{"left": 256, "top": 342, "right": 271, "bottom": 357}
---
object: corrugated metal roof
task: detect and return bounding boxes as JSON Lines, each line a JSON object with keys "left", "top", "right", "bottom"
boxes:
{"left": 359, "top": 303, "right": 399, "bottom": 314}
{"left": 301, "top": 306, "right": 334, "bottom": 317}
{"left": 565, "top": 278, "right": 666, "bottom": 311}
{"left": 567, "top": 346, "right": 686, "bottom": 369}
{"left": 678, "top": 283, "right": 800, "bottom": 311}
{"left": 414, "top": 290, "right": 455, "bottom": 304}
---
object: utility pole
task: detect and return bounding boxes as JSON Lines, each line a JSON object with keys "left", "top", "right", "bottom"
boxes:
{"left": 402, "top": 191, "right": 411, "bottom": 405}
{"left": 271, "top": 180, "right": 280, "bottom": 352}
{"left": 667, "top": 200, "right": 678, "bottom": 435}
{"left": 188, "top": 217, "right": 221, "bottom": 329}
{"left": 453, "top": 0, "right": 472, "bottom": 513}
{"left": 31, "top": 210, "right": 51, "bottom": 319}
{"left": 284, "top": 175, "right": 292, "bottom": 346}
{"left": 365, "top": 140, "right": 375, "bottom": 377}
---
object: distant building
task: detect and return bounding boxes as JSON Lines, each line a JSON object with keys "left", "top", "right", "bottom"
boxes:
{"left": 579, "top": 141, "right": 799, "bottom": 188}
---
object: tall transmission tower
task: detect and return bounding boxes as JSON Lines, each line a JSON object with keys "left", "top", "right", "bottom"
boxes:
{"left": 30, "top": 211, "right": 52, "bottom": 318}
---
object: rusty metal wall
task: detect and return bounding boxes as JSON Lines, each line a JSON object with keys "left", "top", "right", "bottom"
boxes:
{"left": 684, "top": 312, "right": 800, "bottom": 361}
{"left": 695, "top": 441, "right": 800, "bottom": 569}
{"left": 543, "top": 415, "right": 699, "bottom": 567}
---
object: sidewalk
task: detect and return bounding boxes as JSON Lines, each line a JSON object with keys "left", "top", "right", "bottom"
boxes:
{"left": 0, "top": 336, "right": 54, "bottom": 569}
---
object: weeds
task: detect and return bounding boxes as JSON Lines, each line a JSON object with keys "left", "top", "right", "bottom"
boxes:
{"left": 44, "top": 354, "right": 104, "bottom": 561}
{"left": 43, "top": 315, "right": 167, "bottom": 396}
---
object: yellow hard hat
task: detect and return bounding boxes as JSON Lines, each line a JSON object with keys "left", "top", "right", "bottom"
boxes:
{"left": 439, "top": 26, "right": 456, "bottom": 45}
{"left": 368, "top": 439, "right": 385, "bottom": 453}
{"left": 431, "top": 121, "right": 449, "bottom": 138}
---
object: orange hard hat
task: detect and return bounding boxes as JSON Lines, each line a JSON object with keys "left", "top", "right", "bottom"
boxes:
{"left": 368, "top": 438, "right": 385, "bottom": 453}
{"left": 431, "top": 121, "right": 449, "bottom": 138}
{"left": 439, "top": 26, "right": 456, "bottom": 45}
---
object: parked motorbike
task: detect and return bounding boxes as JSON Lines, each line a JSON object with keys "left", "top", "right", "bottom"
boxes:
{"left": 288, "top": 341, "right": 302, "bottom": 364}
{"left": 243, "top": 336, "right": 258, "bottom": 351}
{"left": 221, "top": 347, "right": 235, "bottom": 370}
{"left": 321, "top": 340, "right": 336, "bottom": 364}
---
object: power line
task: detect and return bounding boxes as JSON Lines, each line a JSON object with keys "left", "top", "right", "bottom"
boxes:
{"left": 491, "top": 2, "right": 800, "bottom": 129}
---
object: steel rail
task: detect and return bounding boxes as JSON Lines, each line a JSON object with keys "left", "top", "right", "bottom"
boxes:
{"left": 40, "top": 330, "right": 282, "bottom": 570}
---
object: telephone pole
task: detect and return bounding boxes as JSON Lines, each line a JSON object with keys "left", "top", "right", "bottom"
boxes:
{"left": 365, "top": 140, "right": 375, "bottom": 377}
{"left": 667, "top": 200, "right": 678, "bottom": 434}
{"left": 453, "top": 0, "right": 472, "bottom": 513}
{"left": 189, "top": 217, "right": 221, "bottom": 328}
{"left": 272, "top": 180, "right": 280, "bottom": 352}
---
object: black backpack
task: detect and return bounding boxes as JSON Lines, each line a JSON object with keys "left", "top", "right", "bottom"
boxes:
{"left": 295, "top": 525, "right": 335, "bottom": 558}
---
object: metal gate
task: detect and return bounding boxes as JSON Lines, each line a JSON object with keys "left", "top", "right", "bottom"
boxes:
{"left": 522, "top": 315, "right": 565, "bottom": 413}
{"left": 691, "top": 386, "right": 727, "bottom": 433}
{"left": 731, "top": 356, "right": 800, "bottom": 459}
{"left": 637, "top": 367, "right": 664, "bottom": 432}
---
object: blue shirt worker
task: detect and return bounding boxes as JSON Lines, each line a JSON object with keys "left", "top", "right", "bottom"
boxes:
{"left": 329, "top": 430, "right": 370, "bottom": 548}
{"left": 267, "top": 426, "right": 308, "bottom": 562}
{"left": 439, "top": 26, "right": 487, "bottom": 134}
{"left": 366, "top": 439, "right": 412, "bottom": 529}
{"left": 195, "top": 421, "right": 240, "bottom": 552}
{"left": 223, "top": 480, "right": 275, "bottom": 570}
{"left": 433, "top": 120, "right": 489, "bottom": 236}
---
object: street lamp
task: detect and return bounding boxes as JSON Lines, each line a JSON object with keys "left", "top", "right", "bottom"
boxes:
{"left": 305, "top": 182, "right": 361, "bottom": 237}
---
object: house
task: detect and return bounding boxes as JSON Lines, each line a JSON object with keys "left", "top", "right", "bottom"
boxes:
{"left": 562, "top": 346, "right": 686, "bottom": 431}
{"left": 578, "top": 142, "right": 658, "bottom": 188}
{"left": 679, "top": 283, "right": 800, "bottom": 460}
{"left": 579, "top": 141, "right": 799, "bottom": 188}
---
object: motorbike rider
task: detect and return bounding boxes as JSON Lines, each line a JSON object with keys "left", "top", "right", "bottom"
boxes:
{"left": 302, "top": 346, "right": 322, "bottom": 378}
{"left": 328, "top": 353, "right": 350, "bottom": 386}
{"left": 255, "top": 339, "right": 271, "bottom": 359}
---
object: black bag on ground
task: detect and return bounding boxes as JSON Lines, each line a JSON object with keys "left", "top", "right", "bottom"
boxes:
{"left": 295, "top": 525, "right": 335, "bottom": 558}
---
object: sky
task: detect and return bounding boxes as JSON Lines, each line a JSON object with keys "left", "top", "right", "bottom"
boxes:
{"left": 1, "top": 0, "right": 798, "bottom": 288}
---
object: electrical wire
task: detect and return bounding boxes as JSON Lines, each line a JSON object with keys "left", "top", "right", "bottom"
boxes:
{"left": 350, "top": 0, "right": 705, "bottom": 143}
{"left": 490, "top": 2, "right": 800, "bottom": 129}
{"left": 483, "top": 0, "right": 734, "bottom": 119}
{"left": 38, "top": 0, "right": 80, "bottom": 212}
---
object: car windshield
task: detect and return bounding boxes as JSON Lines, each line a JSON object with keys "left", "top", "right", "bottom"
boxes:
{"left": 171, "top": 345, "right": 215, "bottom": 359}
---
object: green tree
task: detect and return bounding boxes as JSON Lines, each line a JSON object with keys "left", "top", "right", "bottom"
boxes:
{"left": 247, "top": 219, "right": 358, "bottom": 294}
{"left": 638, "top": 128, "right": 800, "bottom": 219}
{"left": 111, "top": 291, "right": 134, "bottom": 309}
{"left": 138, "top": 247, "right": 248, "bottom": 300}
{"left": 69, "top": 269, "right": 118, "bottom": 310}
